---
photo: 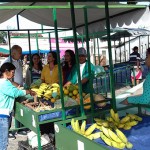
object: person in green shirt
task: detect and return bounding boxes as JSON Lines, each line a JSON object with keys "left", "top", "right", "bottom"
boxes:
{"left": 65, "top": 47, "right": 95, "bottom": 93}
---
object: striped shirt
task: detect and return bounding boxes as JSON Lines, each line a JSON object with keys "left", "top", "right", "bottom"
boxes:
{"left": 129, "top": 51, "right": 141, "bottom": 66}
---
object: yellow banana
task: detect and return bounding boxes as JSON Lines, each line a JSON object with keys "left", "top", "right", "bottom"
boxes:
{"left": 123, "top": 125, "right": 131, "bottom": 130}
{"left": 118, "top": 123, "right": 125, "bottom": 129}
{"left": 126, "top": 142, "right": 133, "bottom": 149}
{"left": 108, "top": 129, "right": 122, "bottom": 143}
{"left": 126, "top": 121, "right": 138, "bottom": 127}
{"left": 114, "top": 113, "right": 120, "bottom": 123}
{"left": 75, "top": 120, "right": 80, "bottom": 133}
{"left": 91, "top": 132, "right": 101, "bottom": 139}
{"left": 85, "top": 123, "right": 96, "bottom": 136}
{"left": 115, "top": 128, "right": 128, "bottom": 143}
{"left": 111, "top": 141, "right": 125, "bottom": 149}
{"left": 51, "top": 83, "right": 59, "bottom": 88}
{"left": 80, "top": 121, "right": 86, "bottom": 135}
{"left": 71, "top": 119, "right": 76, "bottom": 131}
{"left": 100, "top": 132, "right": 112, "bottom": 146}
{"left": 120, "top": 116, "right": 130, "bottom": 124}
{"left": 101, "top": 126, "right": 111, "bottom": 139}
{"left": 128, "top": 114, "right": 142, "bottom": 121}
{"left": 110, "top": 109, "right": 115, "bottom": 120}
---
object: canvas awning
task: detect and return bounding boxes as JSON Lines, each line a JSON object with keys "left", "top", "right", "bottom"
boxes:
{"left": 0, "top": 2, "right": 149, "bottom": 34}
{"left": 100, "top": 27, "right": 150, "bottom": 41}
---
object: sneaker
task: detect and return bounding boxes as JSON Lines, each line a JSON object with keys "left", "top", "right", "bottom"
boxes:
{"left": 9, "top": 132, "right": 16, "bottom": 140}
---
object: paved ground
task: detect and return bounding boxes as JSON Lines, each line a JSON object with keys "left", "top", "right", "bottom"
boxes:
{"left": 7, "top": 85, "right": 142, "bottom": 150}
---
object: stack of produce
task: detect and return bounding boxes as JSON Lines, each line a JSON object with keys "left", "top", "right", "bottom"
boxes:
{"left": 100, "top": 126, "right": 133, "bottom": 149}
{"left": 76, "top": 93, "right": 106, "bottom": 110}
{"left": 71, "top": 119, "right": 100, "bottom": 140}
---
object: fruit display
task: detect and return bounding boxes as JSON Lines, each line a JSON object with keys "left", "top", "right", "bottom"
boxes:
{"left": 71, "top": 119, "right": 100, "bottom": 140}
{"left": 70, "top": 118, "right": 133, "bottom": 149}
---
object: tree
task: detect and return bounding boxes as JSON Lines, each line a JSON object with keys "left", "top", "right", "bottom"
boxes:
{"left": 0, "top": 31, "right": 7, "bottom": 44}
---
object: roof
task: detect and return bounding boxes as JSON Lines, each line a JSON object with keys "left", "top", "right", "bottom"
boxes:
{"left": 0, "top": 2, "right": 148, "bottom": 34}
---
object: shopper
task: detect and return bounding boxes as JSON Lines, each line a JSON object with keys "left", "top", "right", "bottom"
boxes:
{"left": 0, "top": 62, "right": 35, "bottom": 150}
{"left": 62, "top": 49, "right": 75, "bottom": 85}
{"left": 129, "top": 46, "right": 142, "bottom": 86}
{"left": 25, "top": 53, "right": 43, "bottom": 87}
{"left": 122, "top": 48, "right": 150, "bottom": 114}
{"left": 2, "top": 45, "right": 23, "bottom": 86}
{"left": 41, "top": 51, "right": 59, "bottom": 84}
{"left": 65, "top": 47, "right": 95, "bottom": 93}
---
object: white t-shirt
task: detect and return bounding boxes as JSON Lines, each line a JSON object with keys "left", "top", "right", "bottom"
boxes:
{"left": 2, "top": 57, "right": 23, "bottom": 86}
{"left": 80, "top": 62, "right": 86, "bottom": 80}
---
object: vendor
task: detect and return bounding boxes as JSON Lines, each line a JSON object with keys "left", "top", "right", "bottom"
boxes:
{"left": 41, "top": 51, "right": 59, "bottom": 84}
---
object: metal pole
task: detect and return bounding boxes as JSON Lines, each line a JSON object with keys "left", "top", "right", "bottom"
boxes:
{"left": 53, "top": 8, "right": 65, "bottom": 120}
{"left": 70, "top": 2, "right": 85, "bottom": 116}
{"left": 105, "top": 0, "right": 116, "bottom": 110}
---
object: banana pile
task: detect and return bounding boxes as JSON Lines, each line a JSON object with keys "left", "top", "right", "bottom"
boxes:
{"left": 31, "top": 83, "right": 60, "bottom": 102}
{"left": 107, "top": 109, "right": 142, "bottom": 130}
{"left": 71, "top": 119, "right": 101, "bottom": 140}
{"left": 100, "top": 126, "right": 133, "bottom": 149}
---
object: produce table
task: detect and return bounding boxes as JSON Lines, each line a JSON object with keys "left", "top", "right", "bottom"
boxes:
{"left": 55, "top": 116, "right": 150, "bottom": 150}
{"left": 14, "top": 102, "right": 79, "bottom": 150}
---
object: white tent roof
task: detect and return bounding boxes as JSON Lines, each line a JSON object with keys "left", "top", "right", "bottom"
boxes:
{"left": 0, "top": 2, "right": 149, "bottom": 34}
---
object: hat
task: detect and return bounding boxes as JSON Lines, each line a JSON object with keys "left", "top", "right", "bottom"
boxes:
{"left": 78, "top": 47, "right": 87, "bottom": 55}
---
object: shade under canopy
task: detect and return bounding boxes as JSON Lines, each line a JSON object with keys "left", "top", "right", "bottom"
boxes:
{"left": 0, "top": 2, "right": 149, "bottom": 34}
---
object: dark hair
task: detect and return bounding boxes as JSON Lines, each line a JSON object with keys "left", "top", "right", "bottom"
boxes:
{"left": 133, "top": 46, "right": 138, "bottom": 51}
{"left": 64, "top": 49, "right": 75, "bottom": 68}
{"left": 31, "top": 53, "right": 43, "bottom": 71}
{"left": 146, "top": 48, "right": 150, "bottom": 57}
{"left": 49, "top": 51, "right": 58, "bottom": 65}
{"left": 0, "top": 62, "right": 16, "bottom": 77}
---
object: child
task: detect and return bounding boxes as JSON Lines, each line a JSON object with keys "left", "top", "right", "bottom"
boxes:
{"left": 0, "top": 62, "right": 35, "bottom": 150}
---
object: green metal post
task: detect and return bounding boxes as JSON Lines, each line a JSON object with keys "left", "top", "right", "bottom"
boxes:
{"left": 84, "top": 8, "right": 94, "bottom": 116}
{"left": 93, "top": 36, "right": 96, "bottom": 65}
{"left": 53, "top": 8, "right": 66, "bottom": 121}
{"left": 70, "top": 2, "right": 85, "bottom": 116}
{"left": 105, "top": 0, "right": 116, "bottom": 110}
{"left": 124, "top": 34, "right": 126, "bottom": 62}
{"left": 129, "top": 36, "right": 131, "bottom": 57}
{"left": 36, "top": 32, "right": 39, "bottom": 54}
{"left": 119, "top": 41, "right": 121, "bottom": 63}
{"left": 97, "top": 37, "right": 100, "bottom": 65}
{"left": 114, "top": 40, "right": 116, "bottom": 63}
{"left": 49, "top": 33, "right": 52, "bottom": 51}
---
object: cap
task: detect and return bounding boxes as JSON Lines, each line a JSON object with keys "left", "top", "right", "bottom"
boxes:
{"left": 78, "top": 47, "right": 87, "bottom": 55}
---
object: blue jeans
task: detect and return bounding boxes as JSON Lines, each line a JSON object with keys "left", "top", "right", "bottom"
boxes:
{"left": 0, "top": 117, "right": 9, "bottom": 150}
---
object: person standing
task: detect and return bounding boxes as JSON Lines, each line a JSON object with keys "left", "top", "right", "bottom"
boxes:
{"left": 25, "top": 53, "right": 43, "bottom": 87}
{"left": 2, "top": 45, "right": 23, "bottom": 86}
{"left": 65, "top": 47, "right": 95, "bottom": 93}
{"left": 129, "top": 46, "right": 142, "bottom": 86}
{"left": 41, "top": 51, "right": 59, "bottom": 84}
{"left": 62, "top": 49, "right": 75, "bottom": 85}
{"left": 0, "top": 62, "right": 35, "bottom": 150}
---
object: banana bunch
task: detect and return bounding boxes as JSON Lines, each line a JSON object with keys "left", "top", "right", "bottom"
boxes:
{"left": 71, "top": 119, "right": 100, "bottom": 140}
{"left": 100, "top": 126, "right": 133, "bottom": 149}
{"left": 108, "top": 109, "right": 142, "bottom": 130}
